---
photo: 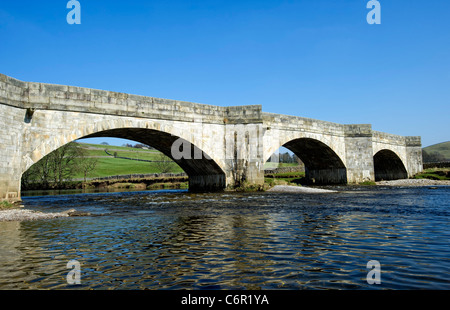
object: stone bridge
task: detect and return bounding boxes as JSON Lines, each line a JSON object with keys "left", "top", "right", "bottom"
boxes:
{"left": 0, "top": 74, "right": 423, "bottom": 201}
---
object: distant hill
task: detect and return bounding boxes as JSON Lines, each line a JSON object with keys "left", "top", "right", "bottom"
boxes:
{"left": 423, "top": 141, "right": 450, "bottom": 162}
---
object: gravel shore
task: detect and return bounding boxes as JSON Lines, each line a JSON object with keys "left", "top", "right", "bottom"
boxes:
{"left": 0, "top": 208, "right": 84, "bottom": 222}
{"left": 375, "top": 179, "right": 450, "bottom": 186}
{"left": 267, "top": 179, "right": 450, "bottom": 193}
{"left": 267, "top": 185, "right": 337, "bottom": 193}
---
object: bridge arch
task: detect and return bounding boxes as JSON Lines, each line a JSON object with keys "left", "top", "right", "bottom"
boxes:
{"left": 373, "top": 149, "right": 408, "bottom": 181}
{"left": 264, "top": 134, "right": 347, "bottom": 184}
{"left": 21, "top": 116, "right": 226, "bottom": 192}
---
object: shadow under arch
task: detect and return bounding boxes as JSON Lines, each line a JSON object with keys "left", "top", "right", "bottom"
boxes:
{"left": 282, "top": 138, "right": 347, "bottom": 185}
{"left": 373, "top": 149, "right": 408, "bottom": 181}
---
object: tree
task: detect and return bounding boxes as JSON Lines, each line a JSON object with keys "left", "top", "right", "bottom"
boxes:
{"left": 79, "top": 157, "right": 98, "bottom": 182}
{"left": 21, "top": 142, "right": 85, "bottom": 189}
{"left": 133, "top": 143, "right": 149, "bottom": 149}
{"left": 280, "top": 152, "right": 293, "bottom": 163}
{"left": 49, "top": 142, "right": 85, "bottom": 187}
{"left": 155, "top": 153, "right": 175, "bottom": 173}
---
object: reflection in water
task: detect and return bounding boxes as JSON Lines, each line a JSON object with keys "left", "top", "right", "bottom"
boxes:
{"left": 0, "top": 186, "right": 449, "bottom": 289}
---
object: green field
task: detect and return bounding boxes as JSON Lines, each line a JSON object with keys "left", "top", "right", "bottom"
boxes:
{"left": 73, "top": 143, "right": 184, "bottom": 179}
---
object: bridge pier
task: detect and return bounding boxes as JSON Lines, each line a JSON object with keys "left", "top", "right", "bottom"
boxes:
{"left": 305, "top": 167, "right": 348, "bottom": 185}
{"left": 344, "top": 124, "right": 376, "bottom": 183}
{"left": 405, "top": 137, "right": 423, "bottom": 178}
{"left": 189, "top": 175, "right": 226, "bottom": 192}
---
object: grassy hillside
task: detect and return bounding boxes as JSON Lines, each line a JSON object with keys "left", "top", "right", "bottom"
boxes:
{"left": 73, "top": 143, "right": 184, "bottom": 179}
{"left": 423, "top": 141, "right": 450, "bottom": 160}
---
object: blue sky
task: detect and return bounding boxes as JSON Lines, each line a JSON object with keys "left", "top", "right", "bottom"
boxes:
{"left": 0, "top": 0, "right": 449, "bottom": 147}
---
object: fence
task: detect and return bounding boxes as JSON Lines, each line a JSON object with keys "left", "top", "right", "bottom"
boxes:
{"left": 104, "top": 149, "right": 171, "bottom": 163}
{"left": 92, "top": 172, "right": 188, "bottom": 181}
{"left": 423, "top": 162, "right": 450, "bottom": 169}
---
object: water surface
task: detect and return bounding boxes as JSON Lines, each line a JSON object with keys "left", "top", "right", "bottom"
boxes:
{"left": 0, "top": 186, "right": 449, "bottom": 289}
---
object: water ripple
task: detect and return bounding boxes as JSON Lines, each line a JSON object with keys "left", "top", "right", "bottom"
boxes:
{"left": 0, "top": 187, "right": 449, "bottom": 289}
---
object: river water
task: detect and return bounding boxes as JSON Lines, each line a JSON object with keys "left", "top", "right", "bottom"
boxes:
{"left": 0, "top": 186, "right": 449, "bottom": 290}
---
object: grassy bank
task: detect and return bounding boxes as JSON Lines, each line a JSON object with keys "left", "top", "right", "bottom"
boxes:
{"left": 0, "top": 201, "right": 18, "bottom": 210}
{"left": 414, "top": 168, "right": 450, "bottom": 180}
{"left": 84, "top": 176, "right": 189, "bottom": 191}
{"left": 264, "top": 171, "right": 306, "bottom": 187}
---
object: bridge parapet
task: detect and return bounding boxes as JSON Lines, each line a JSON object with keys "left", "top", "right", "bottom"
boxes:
{"left": 373, "top": 130, "right": 408, "bottom": 146}
{"left": 405, "top": 136, "right": 422, "bottom": 147}
{"left": 344, "top": 124, "right": 372, "bottom": 137}
{"left": 262, "top": 112, "right": 345, "bottom": 136}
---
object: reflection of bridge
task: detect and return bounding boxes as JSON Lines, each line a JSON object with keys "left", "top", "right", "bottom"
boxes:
{"left": 0, "top": 74, "right": 423, "bottom": 201}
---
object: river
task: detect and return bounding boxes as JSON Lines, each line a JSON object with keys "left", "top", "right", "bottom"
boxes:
{"left": 0, "top": 185, "right": 449, "bottom": 290}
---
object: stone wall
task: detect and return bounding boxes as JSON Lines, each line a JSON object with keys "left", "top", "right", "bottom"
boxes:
{"left": 264, "top": 166, "right": 305, "bottom": 174}
{"left": 423, "top": 162, "right": 450, "bottom": 169}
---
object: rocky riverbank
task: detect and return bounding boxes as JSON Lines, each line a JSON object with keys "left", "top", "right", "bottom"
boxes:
{"left": 266, "top": 179, "right": 450, "bottom": 193}
{"left": 0, "top": 208, "right": 90, "bottom": 222}
{"left": 267, "top": 185, "right": 337, "bottom": 193}
{"left": 376, "top": 179, "right": 450, "bottom": 186}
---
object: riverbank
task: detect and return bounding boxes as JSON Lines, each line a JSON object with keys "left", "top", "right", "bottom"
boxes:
{"left": 22, "top": 175, "right": 189, "bottom": 192}
{"left": 376, "top": 179, "right": 450, "bottom": 186}
{"left": 0, "top": 208, "right": 87, "bottom": 222}
{"left": 267, "top": 185, "right": 337, "bottom": 193}
{"left": 265, "top": 178, "right": 450, "bottom": 192}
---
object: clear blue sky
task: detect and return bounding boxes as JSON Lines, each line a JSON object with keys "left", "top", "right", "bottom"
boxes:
{"left": 1, "top": 0, "right": 448, "bottom": 147}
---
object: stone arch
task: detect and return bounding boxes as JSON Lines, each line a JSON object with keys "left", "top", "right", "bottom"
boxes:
{"left": 284, "top": 138, "right": 347, "bottom": 184}
{"left": 373, "top": 149, "right": 408, "bottom": 181}
{"left": 264, "top": 134, "right": 347, "bottom": 184}
{"left": 22, "top": 117, "right": 226, "bottom": 192}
